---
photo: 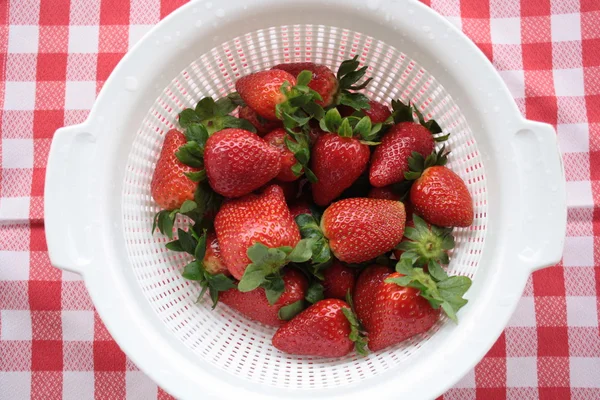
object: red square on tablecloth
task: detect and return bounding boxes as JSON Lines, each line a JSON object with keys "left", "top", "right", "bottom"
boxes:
{"left": 39, "top": 0, "right": 69, "bottom": 26}
{"left": 533, "top": 267, "right": 565, "bottom": 296}
{"left": 36, "top": 53, "right": 68, "bottom": 81}
{"left": 475, "top": 388, "right": 507, "bottom": 399}
{"left": 583, "top": 39, "right": 600, "bottom": 67}
{"left": 526, "top": 96, "right": 558, "bottom": 125}
{"left": 537, "top": 327, "right": 570, "bottom": 356}
{"left": 32, "top": 340, "right": 63, "bottom": 371}
{"left": 161, "top": 0, "right": 187, "bottom": 19}
{"left": 522, "top": 42, "right": 553, "bottom": 70}
{"left": 33, "top": 110, "right": 64, "bottom": 139}
{"left": 539, "top": 387, "right": 571, "bottom": 399}
{"left": 581, "top": 11, "right": 600, "bottom": 40}
{"left": 97, "top": 53, "right": 124, "bottom": 82}
{"left": 521, "top": 0, "right": 550, "bottom": 17}
{"left": 28, "top": 281, "right": 60, "bottom": 311}
{"left": 29, "top": 224, "right": 47, "bottom": 252}
{"left": 100, "top": 0, "right": 130, "bottom": 25}
{"left": 582, "top": 0, "right": 600, "bottom": 12}
{"left": 587, "top": 95, "right": 600, "bottom": 122}
{"left": 460, "top": 0, "right": 490, "bottom": 18}
{"left": 93, "top": 341, "right": 126, "bottom": 371}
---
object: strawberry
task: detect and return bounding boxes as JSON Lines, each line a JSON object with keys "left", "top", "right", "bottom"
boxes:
{"left": 322, "top": 261, "right": 356, "bottom": 300}
{"left": 353, "top": 265, "right": 392, "bottom": 328}
{"left": 264, "top": 128, "right": 301, "bottom": 182}
{"left": 219, "top": 268, "right": 307, "bottom": 326}
{"left": 367, "top": 272, "right": 441, "bottom": 351}
{"left": 369, "top": 122, "right": 435, "bottom": 188}
{"left": 151, "top": 129, "right": 200, "bottom": 210}
{"left": 310, "top": 133, "right": 370, "bottom": 206}
{"left": 289, "top": 197, "right": 312, "bottom": 219}
{"left": 203, "top": 231, "right": 229, "bottom": 276}
{"left": 214, "top": 185, "right": 301, "bottom": 280}
{"left": 238, "top": 105, "right": 282, "bottom": 136}
{"left": 321, "top": 198, "right": 406, "bottom": 263}
{"left": 235, "top": 70, "right": 296, "bottom": 120}
{"left": 272, "top": 62, "right": 338, "bottom": 107}
{"left": 368, "top": 186, "right": 402, "bottom": 201}
{"left": 272, "top": 299, "right": 366, "bottom": 357}
{"left": 406, "top": 149, "right": 474, "bottom": 227}
{"left": 204, "top": 128, "right": 281, "bottom": 198}
{"left": 340, "top": 100, "right": 392, "bottom": 124}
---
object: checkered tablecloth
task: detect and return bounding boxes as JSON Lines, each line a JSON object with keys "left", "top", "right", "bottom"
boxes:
{"left": 0, "top": 0, "right": 598, "bottom": 398}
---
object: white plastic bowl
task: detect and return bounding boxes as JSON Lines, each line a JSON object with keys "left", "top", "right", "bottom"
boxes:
{"left": 45, "top": 0, "right": 566, "bottom": 399}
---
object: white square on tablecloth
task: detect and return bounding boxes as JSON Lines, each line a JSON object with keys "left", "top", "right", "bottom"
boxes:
{"left": 8, "top": 26, "right": 39, "bottom": 53}
{"left": 507, "top": 297, "right": 536, "bottom": 327}
{"left": 4, "top": 82, "right": 36, "bottom": 111}
{"left": 0, "top": 310, "right": 32, "bottom": 340}
{"left": 491, "top": 18, "right": 521, "bottom": 44}
{"left": 63, "top": 372, "right": 94, "bottom": 400}
{"left": 498, "top": 70, "right": 525, "bottom": 99}
{"left": 68, "top": 26, "right": 99, "bottom": 54}
{"left": 126, "top": 371, "right": 157, "bottom": 399}
{"left": 0, "top": 372, "right": 31, "bottom": 400}
{"left": 570, "top": 358, "right": 600, "bottom": 388}
{"left": 557, "top": 124, "right": 589, "bottom": 153}
{"left": 0, "top": 251, "right": 30, "bottom": 280}
{"left": 551, "top": 13, "right": 581, "bottom": 42}
{"left": 507, "top": 357, "right": 538, "bottom": 387}
{"left": 1, "top": 139, "right": 34, "bottom": 168}
{"left": 443, "top": 16, "right": 462, "bottom": 31}
{"left": 62, "top": 311, "right": 94, "bottom": 341}
{"left": 567, "top": 296, "right": 598, "bottom": 327}
{"left": 128, "top": 25, "right": 154, "bottom": 50}
{"left": 563, "top": 236, "right": 594, "bottom": 267}
{"left": 566, "top": 181, "right": 593, "bottom": 209}
{"left": 65, "top": 81, "right": 96, "bottom": 110}
{"left": 554, "top": 69, "right": 585, "bottom": 97}
{"left": 0, "top": 197, "right": 31, "bottom": 221}
{"left": 453, "top": 368, "right": 475, "bottom": 388}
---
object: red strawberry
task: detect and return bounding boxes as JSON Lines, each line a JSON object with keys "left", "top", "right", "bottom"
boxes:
{"left": 272, "top": 179, "right": 299, "bottom": 203}
{"left": 311, "top": 133, "right": 370, "bottom": 206}
{"left": 369, "top": 122, "right": 435, "bottom": 187}
{"left": 272, "top": 299, "right": 363, "bottom": 357}
{"left": 322, "top": 261, "right": 356, "bottom": 300}
{"left": 272, "top": 62, "right": 338, "bottom": 107}
{"left": 308, "top": 122, "right": 325, "bottom": 146}
{"left": 214, "top": 185, "right": 301, "bottom": 279}
{"left": 289, "top": 198, "right": 312, "bottom": 219}
{"left": 203, "top": 231, "right": 229, "bottom": 276}
{"left": 368, "top": 186, "right": 402, "bottom": 201}
{"left": 340, "top": 100, "right": 392, "bottom": 124}
{"left": 264, "top": 128, "right": 300, "bottom": 182}
{"left": 411, "top": 166, "right": 473, "bottom": 227}
{"left": 353, "top": 265, "right": 393, "bottom": 328}
{"left": 151, "top": 129, "right": 200, "bottom": 210}
{"left": 238, "top": 106, "right": 282, "bottom": 136}
{"left": 220, "top": 268, "right": 307, "bottom": 326}
{"left": 236, "top": 70, "right": 296, "bottom": 121}
{"left": 368, "top": 272, "right": 440, "bottom": 351}
{"left": 321, "top": 198, "right": 406, "bottom": 263}
{"left": 204, "top": 128, "right": 281, "bottom": 198}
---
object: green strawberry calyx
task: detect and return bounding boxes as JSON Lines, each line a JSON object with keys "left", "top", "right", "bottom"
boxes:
{"left": 334, "top": 55, "right": 373, "bottom": 111}
{"left": 178, "top": 95, "right": 256, "bottom": 135}
{"left": 403, "top": 146, "right": 449, "bottom": 181}
{"left": 319, "top": 108, "right": 382, "bottom": 144}
{"left": 387, "top": 99, "right": 450, "bottom": 142}
{"left": 342, "top": 292, "right": 369, "bottom": 355}
{"left": 386, "top": 258, "right": 472, "bottom": 323}
{"left": 395, "top": 214, "right": 455, "bottom": 268}
{"left": 238, "top": 239, "right": 316, "bottom": 305}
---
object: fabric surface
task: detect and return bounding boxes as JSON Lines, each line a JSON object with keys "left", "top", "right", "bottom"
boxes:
{"left": 0, "top": 0, "right": 598, "bottom": 398}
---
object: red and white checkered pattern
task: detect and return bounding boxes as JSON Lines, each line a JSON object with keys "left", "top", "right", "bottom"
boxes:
{"left": 0, "top": 0, "right": 598, "bottom": 398}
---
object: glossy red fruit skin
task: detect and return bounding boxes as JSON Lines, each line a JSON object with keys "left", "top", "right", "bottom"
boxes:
{"left": 236, "top": 70, "right": 296, "bottom": 120}
{"left": 203, "top": 231, "right": 230, "bottom": 276}
{"left": 368, "top": 186, "right": 402, "bottom": 201}
{"left": 368, "top": 272, "right": 440, "bottom": 352}
{"left": 392, "top": 210, "right": 416, "bottom": 260}
{"left": 238, "top": 106, "right": 282, "bottom": 136}
{"left": 311, "top": 133, "right": 371, "bottom": 206}
{"left": 263, "top": 128, "right": 300, "bottom": 182}
{"left": 369, "top": 122, "right": 435, "bottom": 188}
{"left": 340, "top": 100, "right": 392, "bottom": 124}
{"left": 214, "top": 185, "right": 301, "bottom": 280}
{"left": 272, "top": 63, "right": 338, "bottom": 107}
{"left": 204, "top": 128, "right": 282, "bottom": 198}
{"left": 322, "top": 261, "right": 356, "bottom": 300}
{"left": 151, "top": 129, "right": 200, "bottom": 210}
{"left": 353, "top": 265, "right": 393, "bottom": 329}
{"left": 321, "top": 198, "right": 406, "bottom": 263}
{"left": 272, "top": 299, "right": 354, "bottom": 357}
{"left": 288, "top": 198, "right": 312, "bottom": 219}
{"left": 220, "top": 269, "right": 307, "bottom": 326}
{"left": 411, "top": 166, "right": 474, "bottom": 227}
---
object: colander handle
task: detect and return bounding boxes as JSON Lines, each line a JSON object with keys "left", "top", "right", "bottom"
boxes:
{"left": 513, "top": 119, "right": 566, "bottom": 272}
{"left": 44, "top": 123, "right": 97, "bottom": 275}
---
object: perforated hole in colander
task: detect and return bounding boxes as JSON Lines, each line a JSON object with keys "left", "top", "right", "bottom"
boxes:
{"left": 121, "top": 24, "right": 487, "bottom": 389}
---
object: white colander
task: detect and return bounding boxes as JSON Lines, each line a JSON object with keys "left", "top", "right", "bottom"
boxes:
{"left": 45, "top": 0, "right": 567, "bottom": 398}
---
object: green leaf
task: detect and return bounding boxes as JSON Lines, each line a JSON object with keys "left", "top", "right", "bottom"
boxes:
{"left": 227, "top": 92, "right": 245, "bottom": 107}
{"left": 428, "top": 260, "right": 449, "bottom": 282}
{"left": 339, "top": 65, "right": 368, "bottom": 89}
{"left": 424, "top": 119, "right": 443, "bottom": 134}
{"left": 434, "top": 133, "right": 451, "bottom": 143}
{"left": 295, "top": 214, "right": 323, "bottom": 239}
{"left": 296, "top": 70, "right": 313, "bottom": 86}
{"left": 338, "top": 118, "right": 353, "bottom": 138}
{"left": 184, "top": 123, "right": 209, "bottom": 144}
{"left": 263, "top": 274, "right": 286, "bottom": 305}
{"left": 323, "top": 108, "right": 342, "bottom": 133}
{"left": 208, "top": 274, "right": 236, "bottom": 291}
{"left": 348, "top": 77, "right": 373, "bottom": 91}
{"left": 194, "top": 231, "right": 207, "bottom": 261}
{"left": 179, "top": 200, "right": 197, "bottom": 214}
{"left": 305, "top": 281, "right": 324, "bottom": 303}
{"left": 395, "top": 258, "right": 414, "bottom": 275}
{"left": 215, "top": 97, "right": 237, "bottom": 116}
{"left": 194, "top": 181, "right": 223, "bottom": 218}
{"left": 291, "top": 163, "right": 303, "bottom": 176}
{"left": 337, "top": 56, "right": 360, "bottom": 79}
{"left": 441, "top": 301, "right": 458, "bottom": 323}
{"left": 185, "top": 170, "right": 206, "bottom": 182}
{"left": 284, "top": 136, "right": 302, "bottom": 154}
{"left": 177, "top": 228, "right": 197, "bottom": 255}
{"left": 304, "top": 167, "right": 318, "bottom": 183}
{"left": 278, "top": 299, "right": 306, "bottom": 321}
{"left": 238, "top": 243, "right": 291, "bottom": 292}
{"left": 390, "top": 99, "right": 414, "bottom": 124}
{"left": 237, "top": 263, "right": 270, "bottom": 292}
{"left": 154, "top": 210, "right": 175, "bottom": 239}
{"left": 354, "top": 116, "right": 372, "bottom": 139}
{"left": 311, "top": 238, "right": 331, "bottom": 265}
{"left": 165, "top": 240, "right": 184, "bottom": 252}
{"left": 302, "top": 102, "right": 324, "bottom": 120}
{"left": 437, "top": 276, "right": 472, "bottom": 301}
{"left": 338, "top": 92, "right": 370, "bottom": 111}
{"left": 220, "top": 115, "right": 257, "bottom": 133}
{"left": 341, "top": 307, "right": 368, "bottom": 356}
{"left": 182, "top": 260, "right": 204, "bottom": 281}
{"left": 247, "top": 242, "right": 270, "bottom": 263}
{"left": 175, "top": 141, "right": 204, "bottom": 168}
{"left": 178, "top": 108, "right": 202, "bottom": 128}
{"left": 195, "top": 97, "right": 218, "bottom": 120}
{"left": 287, "top": 238, "right": 316, "bottom": 263}
{"left": 294, "top": 148, "right": 310, "bottom": 165}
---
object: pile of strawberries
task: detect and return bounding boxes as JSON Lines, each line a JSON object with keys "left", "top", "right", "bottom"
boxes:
{"left": 151, "top": 57, "right": 474, "bottom": 357}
